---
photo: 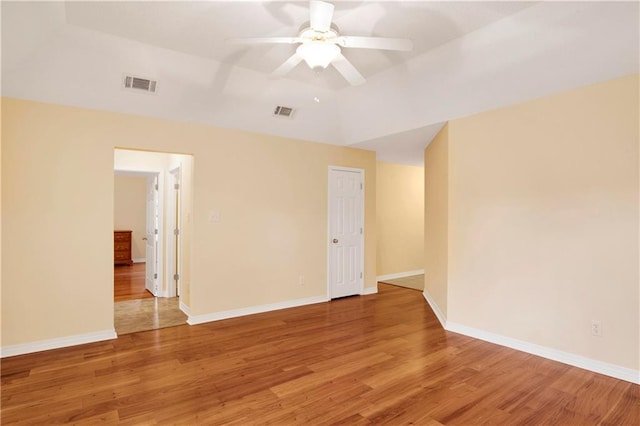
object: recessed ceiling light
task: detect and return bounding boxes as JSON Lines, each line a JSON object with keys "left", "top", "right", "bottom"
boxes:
{"left": 314, "top": 97, "right": 320, "bottom": 103}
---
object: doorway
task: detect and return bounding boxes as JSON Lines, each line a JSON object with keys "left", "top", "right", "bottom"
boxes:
{"left": 327, "top": 166, "right": 365, "bottom": 299}
{"left": 114, "top": 171, "right": 158, "bottom": 302}
{"left": 113, "top": 148, "right": 193, "bottom": 334}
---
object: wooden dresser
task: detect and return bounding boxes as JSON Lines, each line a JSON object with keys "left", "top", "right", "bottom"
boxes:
{"left": 114, "top": 230, "right": 133, "bottom": 266}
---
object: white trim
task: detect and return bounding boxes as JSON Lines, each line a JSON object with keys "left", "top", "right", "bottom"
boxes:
{"left": 154, "top": 172, "right": 165, "bottom": 297}
{"left": 1, "top": 329, "right": 117, "bottom": 358}
{"left": 179, "top": 300, "right": 190, "bottom": 316}
{"left": 420, "top": 289, "right": 639, "bottom": 384}
{"left": 187, "top": 295, "right": 329, "bottom": 325}
{"left": 166, "top": 166, "right": 181, "bottom": 299}
{"left": 377, "top": 269, "right": 425, "bottom": 282}
{"left": 362, "top": 286, "right": 378, "bottom": 295}
{"left": 328, "top": 165, "right": 365, "bottom": 174}
{"left": 132, "top": 258, "right": 146, "bottom": 263}
{"left": 422, "top": 289, "right": 447, "bottom": 328}
{"left": 446, "top": 322, "right": 640, "bottom": 385}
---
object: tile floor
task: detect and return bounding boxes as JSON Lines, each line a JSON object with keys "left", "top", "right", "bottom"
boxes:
{"left": 378, "top": 274, "right": 424, "bottom": 291}
{"left": 114, "top": 297, "right": 187, "bottom": 335}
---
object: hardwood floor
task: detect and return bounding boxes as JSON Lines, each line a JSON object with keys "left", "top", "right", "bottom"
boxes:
{"left": 2, "top": 284, "right": 638, "bottom": 424}
{"left": 114, "top": 263, "right": 154, "bottom": 302}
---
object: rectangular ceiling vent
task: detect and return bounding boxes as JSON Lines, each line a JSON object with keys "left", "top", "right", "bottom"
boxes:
{"left": 273, "top": 105, "right": 295, "bottom": 119}
{"left": 123, "top": 75, "right": 158, "bottom": 94}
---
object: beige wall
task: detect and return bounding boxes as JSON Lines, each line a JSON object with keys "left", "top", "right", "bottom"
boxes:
{"left": 376, "top": 161, "right": 424, "bottom": 277}
{"left": 425, "top": 74, "right": 639, "bottom": 371}
{"left": 0, "top": 104, "right": 3, "bottom": 336}
{"left": 114, "top": 176, "right": 147, "bottom": 260}
{"left": 1, "top": 98, "right": 376, "bottom": 347}
{"left": 424, "top": 125, "right": 449, "bottom": 317}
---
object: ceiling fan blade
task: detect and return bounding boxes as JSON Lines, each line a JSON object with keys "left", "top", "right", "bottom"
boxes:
{"left": 310, "top": 0, "right": 334, "bottom": 33}
{"left": 271, "top": 54, "right": 304, "bottom": 78}
{"left": 331, "top": 53, "right": 365, "bottom": 86}
{"left": 226, "top": 37, "right": 302, "bottom": 45}
{"left": 336, "top": 36, "right": 413, "bottom": 51}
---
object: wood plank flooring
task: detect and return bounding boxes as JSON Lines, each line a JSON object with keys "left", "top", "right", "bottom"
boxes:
{"left": 2, "top": 284, "right": 638, "bottom": 424}
{"left": 114, "top": 263, "right": 154, "bottom": 302}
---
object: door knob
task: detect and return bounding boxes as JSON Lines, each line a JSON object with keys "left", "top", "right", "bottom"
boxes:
{"left": 332, "top": 238, "right": 339, "bottom": 243}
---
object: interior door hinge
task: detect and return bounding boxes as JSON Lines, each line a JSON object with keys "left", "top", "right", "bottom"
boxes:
{"left": 174, "top": 183, "right": 180, "bottom": 190}
{"left": 155, "top": 184, "right": 159, "bottom": 190}
{"left": 360, "top": 182, "right": 363, "bottom": 190}
{"left": 174, "top": 229, "right": 180, "bottom": 236}
{"left": 360, "top": 272, "right": 363, "bottom": 279}
{"left": 154, "top": 273, "right": 158, "bottom": 279}
{"left": 360, "top": 228, "right": 363, "bottom": 234}
{"left": 154, "top": 229, "right": 158, "bottom": 235}
{"left": 174, "top": 273, "right": 180, "bottom": 281}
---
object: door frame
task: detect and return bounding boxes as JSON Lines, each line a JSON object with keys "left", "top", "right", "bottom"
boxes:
{"left": 326, "top": 166, "right": 365, "bottom": 299}
{"left": 145, "top": 173, "right": 162, "bottom": 297}
{"left": 167, "top": 166, "right": 182, "bottom": 298}
{"left": 114, "top": 169, "right": 164, "bottom": 297}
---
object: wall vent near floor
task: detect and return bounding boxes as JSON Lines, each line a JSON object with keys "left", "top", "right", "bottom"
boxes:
{"left": 273, "top": 105, "right": 295, "bottom": 119}
{"left": 123, "top": 75, "right": 158, "bottom": 94}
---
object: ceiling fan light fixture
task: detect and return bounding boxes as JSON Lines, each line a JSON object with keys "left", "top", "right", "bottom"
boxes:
{"left": 296, "top": 42, "right": 340, "bottom": 70}
{"left": 227, "top": 1, "right": 413, "bottom": 85}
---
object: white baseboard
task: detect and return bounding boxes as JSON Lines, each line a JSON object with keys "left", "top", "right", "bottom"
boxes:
{"left": 422, "top": 290, "right": 447, "bottom": 328}
{"left": 187, "top": 295, "right": 329, "bottom": 325}
{"left": 377, "top": 269, "right": 424, "bottom": 282}
{"left": 420, "top": 287, "right": 639, "bottom": 384}
{"left": 362, "top": 286, "right": 378, "bottom": 295}
{"left": 1, "top": 329, "right": 117, "bottom": 358}
{"left": 179, "top": 301, "right": 190, "bottom": 316}
{"left": 132, "top": 258, "right": 145, "bottom": 264}
{"left": 446, "top": 322, "right": 640, "bottom": 385}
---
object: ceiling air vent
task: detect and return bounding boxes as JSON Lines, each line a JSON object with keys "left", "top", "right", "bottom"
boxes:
{"left": 123, "top": 75, "right": 158, "bottom": 94}
{"left": 273, "top": 105, "right": 295, "bottom": 119}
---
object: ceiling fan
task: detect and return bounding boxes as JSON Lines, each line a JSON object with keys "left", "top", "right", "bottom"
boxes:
{"left": 227, "top": 0, "right": 413, "bottom": 86}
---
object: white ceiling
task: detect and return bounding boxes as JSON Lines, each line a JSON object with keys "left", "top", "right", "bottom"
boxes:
{"left": 2, "top": 1, "right": 638, "bottom": 165}
{"left": 63, "top": 1, "right": 536, "bottom": 90}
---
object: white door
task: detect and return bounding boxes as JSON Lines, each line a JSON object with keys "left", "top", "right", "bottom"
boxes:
{"left": 145, "top": 175, "right": 159, "bottom": 296}
{"left": 328, "top": 168, "right": 364, "bottom": 299}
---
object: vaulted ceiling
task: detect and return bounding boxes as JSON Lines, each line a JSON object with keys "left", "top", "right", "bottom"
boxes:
{"left": 2, "top": 1, "right": 638, "bottom": 165}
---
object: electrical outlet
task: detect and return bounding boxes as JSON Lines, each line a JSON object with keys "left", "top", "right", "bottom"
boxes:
{"left": 299, "top": 275, "right": 305, "bottom": 286}
{"left": 591, "top": 320, "right": 602, "bottom": 337}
